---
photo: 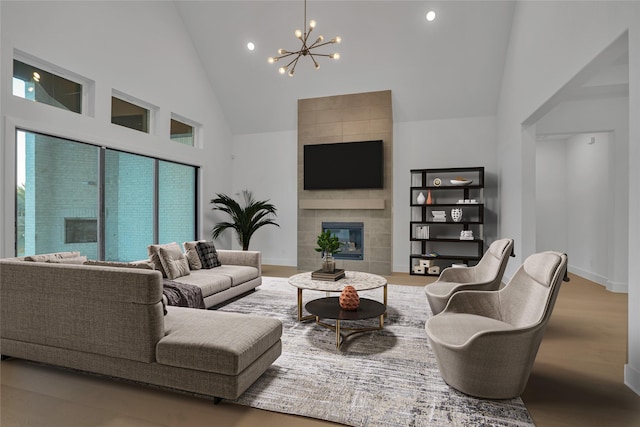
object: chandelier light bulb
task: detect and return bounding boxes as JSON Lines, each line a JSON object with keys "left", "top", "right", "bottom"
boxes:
{"left": 279, "top": 67, "right": 286, "bottom": 74}
{"left": 268, "top": 57, "right": 275, "bottom": 64}
{"left": 309, "top": 19, "right": 316, "bottom": 29}
{"left": 315, "top": 63, "right": 320, "bottom": 69}
{"left": 278, "top": 49, "right": 286, "bottom": 55}
{"left": 288, "top": 69, "right": 295, "bottom": 77}
{"left": 316, "top": 35, "right": 324, "bottom": 43}
{"left": 295, "top": 29, "right": 303, "bottom": 38}
{"left": 331, "top": 53, "right": 340, "bottom": 60}
{"left": 332, "top": 36, "right": 342, "bottom": 44}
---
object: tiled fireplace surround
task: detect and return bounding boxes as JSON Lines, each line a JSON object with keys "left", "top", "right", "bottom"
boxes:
{"left": 297, "top": 90, "right": 393, "bottom": 275}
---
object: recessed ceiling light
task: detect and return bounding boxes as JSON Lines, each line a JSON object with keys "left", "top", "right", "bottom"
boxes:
{"left": 247, "top": 42, "right": 255, "bottom": 51}
{"left": 426, "top": 10, "right": 436, "bottom": 22}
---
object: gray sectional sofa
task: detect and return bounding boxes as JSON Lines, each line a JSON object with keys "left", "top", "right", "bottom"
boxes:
{"left": 0, "top": 251, "right": 282, "bottom": 402}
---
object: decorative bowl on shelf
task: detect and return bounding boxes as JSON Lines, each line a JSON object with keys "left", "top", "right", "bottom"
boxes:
{"left": 450, "top": 179, "right": 473, "bottom": 186}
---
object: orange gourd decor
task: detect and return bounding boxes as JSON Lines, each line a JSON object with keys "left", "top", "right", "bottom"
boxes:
{"left": 339, "top": 285, "right": 360, "bottom": 311}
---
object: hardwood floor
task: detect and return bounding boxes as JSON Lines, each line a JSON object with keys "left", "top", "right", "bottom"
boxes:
{"left": 1, "top": 266, "right": 639, "bottom": 426}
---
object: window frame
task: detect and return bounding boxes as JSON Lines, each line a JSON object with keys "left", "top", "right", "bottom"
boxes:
{"left": 13, "top": 49, "right": 95, "bottom": 117}
{"left": 14, "top": 128, "right": 199, "bottom": 259}
{"left": 170, "top": 113, "right": 200, "bottom": 147}
{"left": 111, "top": 89, "right": 158, "bottom": 135}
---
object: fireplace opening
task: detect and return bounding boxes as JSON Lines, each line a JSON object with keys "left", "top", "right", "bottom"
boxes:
{"left": 322, "top": 222, "right": 364, "bottom": 260}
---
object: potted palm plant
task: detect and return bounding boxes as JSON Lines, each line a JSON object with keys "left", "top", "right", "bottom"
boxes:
{"left": 315, "top": 230, "right": 342, "bottom": 273}
{"left": 210, "top": 190, "right": 279, "bottom": 250}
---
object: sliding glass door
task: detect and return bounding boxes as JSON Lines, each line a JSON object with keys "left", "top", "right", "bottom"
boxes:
{"left": 16, "top": 130, "right": 198, "bottom": 260}
{"left": 17, "top": 131, "right": 100, "bottom": 258}
{"left": 158, "top": 161, "right": 196, "bottom": 245}
{"left": 104, "top": 150, "right": 155, "bottom": 261}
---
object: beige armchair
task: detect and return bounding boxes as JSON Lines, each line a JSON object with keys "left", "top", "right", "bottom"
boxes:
{"left": 425, "top": 238, "right": 514, "bottom": 315}
{"left": 425, "top": 251, "right": 568, "bottom": 399}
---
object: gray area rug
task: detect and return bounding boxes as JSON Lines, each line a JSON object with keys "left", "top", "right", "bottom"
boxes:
{"left": 218, "top": 277, "right": 535, "bottom": 427}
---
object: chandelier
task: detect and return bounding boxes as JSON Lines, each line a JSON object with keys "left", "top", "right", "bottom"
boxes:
{"left": 267, "top": 0, "right": 341, "bottom": 76}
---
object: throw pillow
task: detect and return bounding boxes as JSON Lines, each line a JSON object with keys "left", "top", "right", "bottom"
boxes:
{"left": 196, "top": 241, "right": 221, "bottom": 269}
{"left": 147, "top": 243, "right": 179, "bottom": 278}
{"left": 158, "top": 244, "right": 191, "bottom": 280}
{"left": 183, "top": 240, "right": 206, "bottom": 270}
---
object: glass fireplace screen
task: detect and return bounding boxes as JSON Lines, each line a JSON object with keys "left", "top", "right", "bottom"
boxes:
{"left": 322, "top": 222, "right": 364, "bottom": 260}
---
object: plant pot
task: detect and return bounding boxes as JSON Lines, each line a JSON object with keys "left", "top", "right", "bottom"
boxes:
{"left": 322, "top": 252, "right": 335, "bottom": 273}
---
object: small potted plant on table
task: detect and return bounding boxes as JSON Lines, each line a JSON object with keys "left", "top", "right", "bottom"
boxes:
{"left": 315, "top": 230, "right": 342, "bottom": 273}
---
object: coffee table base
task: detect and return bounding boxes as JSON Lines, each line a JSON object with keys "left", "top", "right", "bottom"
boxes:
{"left": 315, "top": 316, "right": 385, "bottom": 349}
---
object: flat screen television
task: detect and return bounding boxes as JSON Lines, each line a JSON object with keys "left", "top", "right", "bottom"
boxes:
{"left": 304, "top": 140, "right": 384, "bottom": 190}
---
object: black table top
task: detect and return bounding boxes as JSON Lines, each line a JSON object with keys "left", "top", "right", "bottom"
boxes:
{"left": 305, "top": 297, "right": 386, "bottom": 321}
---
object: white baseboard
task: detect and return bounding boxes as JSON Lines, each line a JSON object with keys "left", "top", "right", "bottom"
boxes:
{"left": 394, "top": 263, "right": 410, "bottom": 274}
{"left": 568, "top": 265, "right": 628, "bottom": 293}
{"left": 568, "top": 265, "right": 607, "bottom": 286}
{"left": 606, "top": 280, "right": 628, "bottom": 293}
{"left": 625, "top": 364, "right": 640, "bottom": 396}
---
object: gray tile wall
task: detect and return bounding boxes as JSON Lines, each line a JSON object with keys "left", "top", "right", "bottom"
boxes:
{"left": 297, "top": 91, "right": 393, "bottom": 275}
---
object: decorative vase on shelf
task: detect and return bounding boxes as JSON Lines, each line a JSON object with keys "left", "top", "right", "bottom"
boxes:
{"left": 426, "top": 190, "right": 433, "bottom": 205}
{"left": 451, "top": 208, "right": 463, "bottom": 222}
{"left": 417, "top": 192, "right": 426, "bottom": 204}
{"left": 339, "top": 285, "right": 360, "bottom": 311}
{"left": 322, "top": 252, "right": 335, "bottom": 273}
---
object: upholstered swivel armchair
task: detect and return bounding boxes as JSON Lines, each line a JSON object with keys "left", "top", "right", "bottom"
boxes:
{"left": 425, "top": 238, "right": 514, "bottom": 315}
{"left": 425, "top": 251, "right": 568, "bottom": 399}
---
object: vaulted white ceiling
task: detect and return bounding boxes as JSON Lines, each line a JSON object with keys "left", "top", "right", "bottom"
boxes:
{"left": 175, "top": 1, "right": 516, "bottom": 135}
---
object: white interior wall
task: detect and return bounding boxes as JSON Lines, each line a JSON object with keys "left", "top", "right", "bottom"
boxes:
{"left": 628, "top": 13, "right": 640, "bottom": 394}
{"left": 497, "top": 0, "right": 640, "bottom": 395}
{"left": 536, "top": 133, "right": 612, "bottom": 287}
{"left": 566, "top": 133, "right": 610, "bottom": 283}
{"left": 0, "top": 1, "right": 234, "bottom": 257}
{"left": 0, "top": 1, "right": 4, "bottom": 256}
{"left": 536, "top": 96, "right": 629, "bottom": 292}
{"left": 231, "top": 130, "right": 298, "bottom": 265}
{"left": 535, "top": 139, "right": 568, "bottom": 253}
{"left": 393, "top": 116, "right": 498, "bottom": 273}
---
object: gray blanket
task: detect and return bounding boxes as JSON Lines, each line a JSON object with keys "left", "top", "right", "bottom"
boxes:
{"left": 162, "top": 279, "right": 206, "bottom": 310}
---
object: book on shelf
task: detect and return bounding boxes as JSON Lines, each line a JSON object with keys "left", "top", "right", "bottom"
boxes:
{"left": 311, "top": 268, "right": 346, "bottom": 281}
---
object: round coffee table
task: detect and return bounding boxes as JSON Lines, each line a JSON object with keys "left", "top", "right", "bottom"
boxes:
{"left": 288, "top": 271, "right": 387, "bottom": 321}
{"left": 305, "top": 297, "right": 386, "bottom": 349}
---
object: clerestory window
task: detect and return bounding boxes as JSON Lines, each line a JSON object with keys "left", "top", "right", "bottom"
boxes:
{"left": 12, "top": 59, "right": 84, "bottom": 114}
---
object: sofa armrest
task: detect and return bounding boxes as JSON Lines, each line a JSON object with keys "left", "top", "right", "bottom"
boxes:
{"left": 216, "top": 250, "right": 261, "bottom": 276}
{"left": 443, "top": 290, "right": 502, "bottom": 321}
